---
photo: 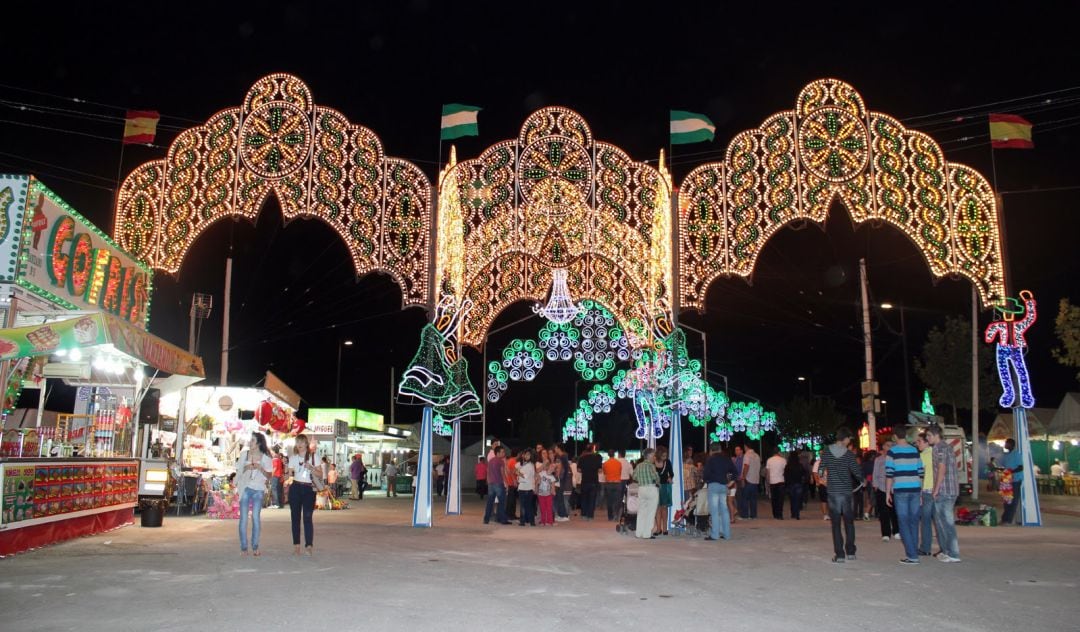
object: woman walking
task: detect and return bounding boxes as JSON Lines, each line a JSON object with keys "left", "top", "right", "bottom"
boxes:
{"left": 237, "top": 431, "right": 273, "bottom": 556}
{"left": 287, "top": 434, "right": 319, "bottom": 555}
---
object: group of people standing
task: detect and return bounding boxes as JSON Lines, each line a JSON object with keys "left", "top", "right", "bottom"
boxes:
{"left": 817, "top": 425, "right": 962, "bottom": 565}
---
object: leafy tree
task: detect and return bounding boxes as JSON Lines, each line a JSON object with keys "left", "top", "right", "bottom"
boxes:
{"left": 776, "top": 396, "right": 844, "bottom": 440}
{"left": 592, "top": 411, "right": 635, "bottom": 451}
{"left": 914, "top": 315, "right": 997, "bottom": 423}
{"left": 1051, "top": 298, "right": 1080, "bottom": 384}
{"left": 517, "top": 407, "right": 554, "bottom": 448}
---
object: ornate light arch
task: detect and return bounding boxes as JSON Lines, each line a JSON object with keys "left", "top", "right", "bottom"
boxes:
{"left": 114, "top": 73, "right": 432, "bottom": 306}
{"left": 678, "top": 78, "right": 1006, "bottom": 310}
{"left": 436, "top": 107, "right": 673, "bottom": 347}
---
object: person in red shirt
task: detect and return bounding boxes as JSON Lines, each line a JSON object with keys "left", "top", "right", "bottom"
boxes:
{"left": 474, "top": 455, "right": 488, "bottom": 498}
{"left": 270, "top": 448, "right": 284, "bottom": 508}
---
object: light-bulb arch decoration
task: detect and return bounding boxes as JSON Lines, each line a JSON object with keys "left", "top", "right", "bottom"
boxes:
{"left": 678, "top": 78, "right": 1006, "bottom": 311}
{"left": 436, "top": 106, "right": 674, "bottom": 348}
{"left": 114, "top": 73, "right": 432, "bottom": 307}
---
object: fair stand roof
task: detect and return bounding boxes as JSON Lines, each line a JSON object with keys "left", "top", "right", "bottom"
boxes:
{"left": 988, "top": 408, "right": 1053, "bottom": 441}
{"left": 1047, "top": 393, "right": 1080, "bottom": 439}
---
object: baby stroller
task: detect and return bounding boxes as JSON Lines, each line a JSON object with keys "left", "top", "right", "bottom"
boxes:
{"left": 616, "top": 482, "right": 639, "bottom": 534}
{"left": 672, "top": 486, "right": 709, "bottom": 536}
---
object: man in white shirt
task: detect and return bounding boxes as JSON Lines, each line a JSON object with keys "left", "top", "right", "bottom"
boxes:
{"left": 766, "top": 449, "right": 787, "bottom": 520}
{"left": 1051, "top": 460, "right": 1065, "bottom": 477}
{"left": 740, "top": 446, "right": 761, "bottom": 519}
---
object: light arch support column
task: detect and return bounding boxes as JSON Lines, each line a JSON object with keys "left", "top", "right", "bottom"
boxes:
{"left": 113, "top": 73, "right": 433, "bottom": 308}
{"left": 677, "top": 78, "right": 1007, "bottom": 311}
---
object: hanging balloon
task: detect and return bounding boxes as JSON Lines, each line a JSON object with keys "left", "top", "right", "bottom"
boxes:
{"left": 255, "top": 400, "right": 274, "bottom": 425}
{"left": 292, "top": 419, "right": 306, "bottom": 435}
{"left": 224, "top": 416, "right": 244, "bottom": 433}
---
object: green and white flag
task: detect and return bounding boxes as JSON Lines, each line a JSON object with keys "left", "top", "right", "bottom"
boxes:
{"left": 670, "top": 110, "right": 716, "bottom": 145}
{"left": 441, "top": 103, "right": 482, "bottom": 140}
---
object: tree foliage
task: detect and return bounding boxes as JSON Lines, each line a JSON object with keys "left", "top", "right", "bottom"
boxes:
{"left": 914, "top": 315, "right": 997, "bottom": 422}
{"left": 1051, "top": 298, "right": 1080, "bottom": 384}
{"left": 517, "top": 407, "right": 554, "bottom": 447}
{"left": 776, "top": 396, "right": 844, "bottom": 439}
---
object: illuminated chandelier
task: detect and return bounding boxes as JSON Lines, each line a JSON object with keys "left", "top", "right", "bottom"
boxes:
{"left": 533, "top": 268, "right": 582, "bottom": 324}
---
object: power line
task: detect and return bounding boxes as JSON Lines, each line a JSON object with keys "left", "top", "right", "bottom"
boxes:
{"left": 0, "top": 159, "right": 115, "bottom": 192}
{"left": 899, "top": 85, "right": 1080, "bottom": 123}
{"left": 0, "top": 117, "right": 163, "bottom": 147}
{"left": 0, "top": 97, "right": 189, "bottom": 132}
{"left": 0, "top": 82, "right": 205, "bottom": 124}
{"left": 0, "top": 150, "right": 115, "bottom": 182}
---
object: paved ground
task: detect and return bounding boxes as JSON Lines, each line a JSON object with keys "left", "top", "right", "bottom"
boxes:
{"left": 1, "top": 493, "right": 1077, "bottom": 631}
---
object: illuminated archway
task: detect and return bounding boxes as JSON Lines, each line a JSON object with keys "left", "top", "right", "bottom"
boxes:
{"left": 435, "top": 107, "right": 673, "bottom": 347}
{"left": 113, "top": 73, "right": 432, "bottom": 307}
{"left": 677, "top": 78, "right": 1006, "bottom": 311}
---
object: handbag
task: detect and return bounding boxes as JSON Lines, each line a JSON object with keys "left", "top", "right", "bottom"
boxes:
{"left": 310, "top": 457, "right": 327, "bottom": 492}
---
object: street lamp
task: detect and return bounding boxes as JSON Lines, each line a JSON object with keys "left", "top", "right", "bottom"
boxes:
{"left": 797, "top": 375, "right": 814, "bottom": 398}
{"left": 881, "top": 399, "right": 888, "bottom": 423}
{"left": 881, "top": 302, "right": 912, "bottom": 415}
{"left": 336, "top": 339, "right": 354, "bottom": 406}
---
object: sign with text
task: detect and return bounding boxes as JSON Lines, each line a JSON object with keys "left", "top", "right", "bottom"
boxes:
{"left": 17, "top": 179, "right": 152, "bottom": 328}
{"left": 308, "top": 407, "right": 385, "bottom": 432}
{"left": 0, "top": 174, "right": 29, "bottom": 283}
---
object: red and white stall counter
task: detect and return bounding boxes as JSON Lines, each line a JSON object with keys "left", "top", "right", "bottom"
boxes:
{"left": 0, "top": 457, "right": 138, "bottom": 556}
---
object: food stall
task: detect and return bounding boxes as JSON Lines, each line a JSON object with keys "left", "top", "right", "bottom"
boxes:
{"left": 0, "top": 174, "right": 205, "bottom": 555}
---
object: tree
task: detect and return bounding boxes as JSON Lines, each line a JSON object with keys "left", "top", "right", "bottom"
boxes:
{"left": 1052, "top": 297, "right": 1080, "bottom": 384}
{"left": 914, "top": 315, "right": 997, "bottom": 423}
{"left": 517, "top": 407, "right": 554, "bottom": 447}
{"left": 776, "top": 396, "right": 844, "bottom": 440}
{"left": 593, "top": 411, "right": 634, "bottom": 451}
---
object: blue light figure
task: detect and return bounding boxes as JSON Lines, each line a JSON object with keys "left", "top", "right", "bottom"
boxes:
{"left": 984, "top": 290, "right": 1036, "bottom": 409}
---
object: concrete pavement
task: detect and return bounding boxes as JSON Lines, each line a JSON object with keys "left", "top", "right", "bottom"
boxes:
{"left": 1, "top": 494, "right": 1077, "bottom": 631}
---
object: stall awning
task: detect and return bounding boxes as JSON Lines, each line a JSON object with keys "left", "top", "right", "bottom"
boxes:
{"left": 0, "top": 312, "right": 204, "bottom": 378}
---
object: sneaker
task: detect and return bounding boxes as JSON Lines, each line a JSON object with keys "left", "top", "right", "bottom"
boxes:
{"left": 824, "top": 515, "right": 830, "bottom": 521}
{"left": 862, "top": 513, "right": 870, "bottom": 521}
{"left": 893, "top": 533, "right": 902, "bottom": 540}
{"left": 882, "top": 536, "right": 891, "bottom": 542}
{"left": 847, "top": 554, "right": 856, "bottom": 561}
{"left": 941, "top": 555, "right": 962, "bottom": 563}
{"left": 831, "top": 556, "right": 846, "bottom": 563}
{"left": 918, "top": 550, "right": 932, "bottom": 556}
{"left": 899, "top": 558, "right": 920, "bottom": 565}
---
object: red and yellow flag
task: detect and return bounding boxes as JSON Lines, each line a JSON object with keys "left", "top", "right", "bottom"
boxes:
{"left": 123, "top": 110, "right": 160, "bottom": 145}
{"left": 989, "top": 113, "right": 1033, "bottom": 149}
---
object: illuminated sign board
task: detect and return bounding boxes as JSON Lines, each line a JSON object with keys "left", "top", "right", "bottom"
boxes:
{"left": 0, "top": 174, "right": 29, "bottom": 283}
{"left": 308, "top": 407, "right": 385, "bottom": 432}
{"left": 16, "top": 178, "right": 152, "bottom": 328}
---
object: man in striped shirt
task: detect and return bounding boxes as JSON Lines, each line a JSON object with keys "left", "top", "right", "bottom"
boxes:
{"left": 818, "top": 427, "right": 863, "bottom": 563}
{"left": 886, "top": 427, "right": 925, "bottom": 564}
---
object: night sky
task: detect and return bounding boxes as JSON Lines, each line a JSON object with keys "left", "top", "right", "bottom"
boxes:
{"left": 4, "top": 2, "right": 1079, "bottom": 447}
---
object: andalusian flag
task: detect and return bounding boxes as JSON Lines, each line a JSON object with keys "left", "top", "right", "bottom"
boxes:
{"left": 670, "top": 110, "right": 716, "bottom": 145}
{"left": 123, "top": 110, "right": 160, "bottom": 145}
{"left": 441, "top": 104, "right": 481, "bottom": 140}
{"left": 989, "top": 113, "right": 1034, "bottom": 149}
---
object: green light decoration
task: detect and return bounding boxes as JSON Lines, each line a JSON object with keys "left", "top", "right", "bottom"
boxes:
{"left": 489, "top": 299, "right": 633, "bottom": 404}
{"left": 398, "top": 299, "right": 481, "bottom": 423}
{"left": 779, "top": 436, "right": 822, "bottom": 453}
{"left": 921, "top": 389, "right": 936, "bottom": 415}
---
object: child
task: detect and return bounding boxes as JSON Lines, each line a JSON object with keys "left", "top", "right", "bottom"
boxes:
{"left": 537, "top": 467, "right": 557, "bottom": 525}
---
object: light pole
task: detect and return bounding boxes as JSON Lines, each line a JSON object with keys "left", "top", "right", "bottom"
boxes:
{"left": 335, "top": 339, "right": 353, "bottom": 406}
{"left": 881, "top": 302, "right": 912, "bottom": 415}
{"left": 797, "top": 375, "right": 814, "bottom": 398}
{"left": 680, "top": 323, "right": 709, "bottom": 449}
{"left": 881, "top": 399, "right": 889, "bottom": 424}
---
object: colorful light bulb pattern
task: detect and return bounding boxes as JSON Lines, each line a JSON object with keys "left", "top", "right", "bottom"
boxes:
{"left": 921, "top": 390, "right": 936, "bottom": 415}
{"left": 398, "top": 298, "right": 482, "bottom": 423}
{"left": 487, "top": 300, "right": 632, "bottom": 404}
{"left": 984, "top": 290, "right": 1037, "bottom": 409}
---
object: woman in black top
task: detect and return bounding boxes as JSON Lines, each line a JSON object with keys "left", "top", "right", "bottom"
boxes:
{"left": 784, "top": 452, "right": 809, "bottom": 520}
{"left": 654, "top": 447, "right": 674, "bottom": 536}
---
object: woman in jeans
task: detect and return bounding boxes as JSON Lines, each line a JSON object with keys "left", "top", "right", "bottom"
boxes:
{"left": 236, "top": 431, "right": 273, "bottom": 556}
{"left": 287, "top": 434, "right": 319, "bottom": 555}
{"left": 784, "top": 452, "right": 808, "bottom": 520}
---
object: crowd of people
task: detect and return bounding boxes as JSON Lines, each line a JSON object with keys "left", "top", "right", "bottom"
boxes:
{"left": 473, "top": 422, "right": 995, "bottom": 565}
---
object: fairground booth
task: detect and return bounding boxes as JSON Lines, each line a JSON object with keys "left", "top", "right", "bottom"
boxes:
{"left": 0, "top": 175, "right": 205, "bottom": 555}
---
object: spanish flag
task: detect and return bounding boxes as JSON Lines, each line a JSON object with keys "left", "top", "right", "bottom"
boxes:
{"left": 989, "top": 113, "right": 1033, "bottom": 149}
{"left": 123, "top": 110, "right": 160, "bottom": 145}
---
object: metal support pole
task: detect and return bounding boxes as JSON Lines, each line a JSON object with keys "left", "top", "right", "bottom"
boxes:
{"left": 971, "top": 286, "right": 980, "bottom": 501}
{"left": 901, "top": 304, "right": 912, "bottom": 416}
{"left": 221, "top": 257, "right": 232, "bottom": 386}
{"left": 859, "top": 259, "right": 877, "bottom": 444}
{"left": 336, "top": 342, "right": 343, "bottom": 407}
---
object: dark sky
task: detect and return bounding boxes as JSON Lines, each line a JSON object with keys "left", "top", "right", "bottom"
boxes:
{"left": 4, "top": 2, "right": 1079, "bottom": 446}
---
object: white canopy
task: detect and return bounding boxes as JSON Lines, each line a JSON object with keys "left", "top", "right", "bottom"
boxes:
{"left": 1047, "top": 393, "right": 1080, "bottom": 440}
